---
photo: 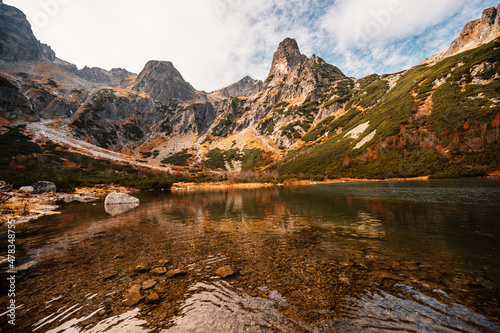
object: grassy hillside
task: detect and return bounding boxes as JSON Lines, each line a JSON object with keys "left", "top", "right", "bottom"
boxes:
{"left": 0, "top": 125, "right": 174, "bottom": 192}
{"left": 277, "top": 38, "right": 500, "bottom": 179}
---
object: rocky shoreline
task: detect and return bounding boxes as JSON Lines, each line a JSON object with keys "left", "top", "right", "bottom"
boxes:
{"left": 3, "top": 174, "right": 498, "bottom": 224}
{"left": 0, "top": 183, "right": 137, "bottom": 224}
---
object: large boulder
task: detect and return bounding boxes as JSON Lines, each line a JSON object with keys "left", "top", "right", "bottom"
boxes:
{"left": 19, "top": 186, "right": 35, "bottom": 194}
{"left": 32, "top": 181, "right": 57, "bottom": 193}
{"left": 104, "top": 191, "right": 140, "bottom": 205}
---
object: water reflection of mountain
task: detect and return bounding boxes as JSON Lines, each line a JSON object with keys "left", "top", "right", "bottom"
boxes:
{"left": 2, "top": 181, "right": 499, "bottom": 332}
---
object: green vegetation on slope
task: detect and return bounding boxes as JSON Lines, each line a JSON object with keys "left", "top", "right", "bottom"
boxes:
{"left": 278, "top": 38, "right": 500, "bottom": 179}
{"left": 0, "top": 126, "right": 174, "bottom": 192}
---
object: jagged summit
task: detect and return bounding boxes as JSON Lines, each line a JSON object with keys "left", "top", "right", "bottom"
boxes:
{"left": 133, "top": 60, "right": 200, "bottom": 102}
{"left": 0, "top": 2, "right": 55, "bottom": 62}
{"left": 424, "top": 3, "right": 500, "bottom": 64}
{"left": 268, "top": 38, "right": 308, "bottom": 77}
{"left": 262, "top": 38, "right": 344, "bottom": 101}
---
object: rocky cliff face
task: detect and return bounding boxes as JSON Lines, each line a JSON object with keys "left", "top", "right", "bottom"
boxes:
{"left": 53, "top": 59, "right": 135, "bottom": 87}
{"left": 133, "top": 61, "right": 201, "bottom": 103}
{"left": 0, "top": 3, "right": 55, "bottom": 62}
{"left": 77, "top": 66, "right": 135, "bottom": 86}
{"left": 424, "top": 4, "right": 500, "bottom": 64}
{"left": 0, "top": 73, "right": 37, "bottom": 121}
{"left": 203, "top": 38, "right": 346, "bottom": 148}
{"left": 261, "top": 38, "right": 344, "bottom": 103}
{"left": 210, "top": 76, "right": 263, "bottom": 99}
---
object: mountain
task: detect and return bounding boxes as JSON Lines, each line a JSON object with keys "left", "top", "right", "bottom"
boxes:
{"left": 0, "top": 2, "right": 55, "bottom": 62}
{"left": 132, "top": 60, "right": 203, "bottom": 102}
{"left": 209, "top": 76, "right": 263, "bottom": 100}
{"left": 0, "top": 2, "right": 499, "bottom": 180}
{"left": 0, "top": 2, "right": 137, "bottom": 123}
{"left": 424, "top": 5, "right": 500, "bottom": 64}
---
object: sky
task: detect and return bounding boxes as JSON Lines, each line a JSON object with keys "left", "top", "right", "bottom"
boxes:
{"left": 4, "top": 0, "right": 499, "bottom": 92}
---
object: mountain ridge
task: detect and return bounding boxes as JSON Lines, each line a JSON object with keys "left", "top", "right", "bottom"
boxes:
{"left": 423, "top": 4, "right": 500, "bottom": 64}
{"left": 0, "top": 3, "right": 499, "bottom": 181}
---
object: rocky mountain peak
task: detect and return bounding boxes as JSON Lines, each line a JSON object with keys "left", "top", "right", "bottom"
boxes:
{"left": 132, "top": 60, "right": 200, "bottom": 102}
{"left": 268, "top": 38, "right": 308, "bottom": 78}
{"left": 0, "top": 3, "right": 55, "bottom": 62}
{"left": 423, "top": 3, "right": 500, "bottom": 64}
{"left": 210, "top": 76, "right": 263, "bottom": 99}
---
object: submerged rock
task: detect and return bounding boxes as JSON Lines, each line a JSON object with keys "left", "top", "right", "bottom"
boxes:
{"left": 133, "top": 262, "right": 150, "bottom": 273}
{"left": 145, "top": 292, "right": 160, "bottom": 304}
{"left": 150, "top": 267, "right": 167, "bottom": 275}
{"left": 33, "top": 181, "right": 57, "bottom": 193}
{"left": 165, "top": 269, "right": 187, "bottom": 278}
{"left": 142, "top": 279, "right": 157, "bottom": 290}
{"left": 104, "top": 191, "right": 140, "bottom": 206}
{"left": 123, "top": 284, "right": 143, "bottom": 307}
{"left": 102, "top": 273, "right": 117, "bottom": 280}
{"left": 15, "top": 261, "right": 38, "bottom": 272}
{"left": 216, "top": 266, "right": 235, "bottom": 278}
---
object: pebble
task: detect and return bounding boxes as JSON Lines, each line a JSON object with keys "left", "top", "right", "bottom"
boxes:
{"left": 150, "top": 267, "right": 167, "bottom": 275}
{"left": 134, "top": 263, "right": 150, "bottom": 273}
{"left": 373, "top": 271, "right": 405, "bottom": 282}
{"left": 145, "top": 292, "right": 160, "bottom": 304}
{"left": 216, "top": 266, "right": 235, "bottom": 278}
{"left": 151, "top": 259, "right": 170, "bottom": 269}
{"left": 165, "top": 269, "right": 187, "bottom": 278}
{"left": 142, "top": 279, "right": 157, "bottom": 290}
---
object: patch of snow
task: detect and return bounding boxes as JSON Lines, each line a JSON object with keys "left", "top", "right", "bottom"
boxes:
{"left": 354, "top": 130, "right": 377, "bottom": 150}
{"left": 345, "top": 122, "right": 370, "bottom": 140}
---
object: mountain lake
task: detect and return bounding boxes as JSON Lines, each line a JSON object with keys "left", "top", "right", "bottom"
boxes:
{"left": 1, "top": 178, "right": 499, "bottom": 332}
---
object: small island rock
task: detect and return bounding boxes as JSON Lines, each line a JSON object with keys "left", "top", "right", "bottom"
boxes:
{"left": 19, "top": 186, "right": 35, "bottom": 194}
{"left": 104, "top": 191, "right": 140, "bottom": 205}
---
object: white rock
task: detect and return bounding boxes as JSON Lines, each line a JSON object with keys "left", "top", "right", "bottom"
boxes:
{"left": 104, "top": 191, "right": 140, "bottom": 206}
{"left": 19, "top": 186, "right": 35, "bottom": 194}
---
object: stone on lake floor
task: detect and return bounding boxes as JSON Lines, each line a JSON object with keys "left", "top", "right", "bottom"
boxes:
{"left": 19, "top": 186, "right": 35, "bottom": 194}
{"left": 104, "top": 191, "right": 140, "bottom": 205}
{"left": 151, "top": 260, "right": 170, "bottom": 269}
{"left": 123, "top": 284, "right": 143, "bottom": 307}
{"left": 145, "top": 292, "right": 160, "bottom": 304}
{"left": 33, "top": 181, "right": 57, "bottom": 193}
{"left": 15, "top": 261, "right": 38, "bottom": 272}
{"left": 123, "top": 291, "right": 143, "bottom": 307}
{"left": 142, "top": 279, "right": 157, "bottom": 290}
{"left": 150, "top": 267, "right": 167, "bottom": 275}
{"left": 165, "top": 269, "right": 187, "bottom": 278}
{"left": 216, "top": 265, "right": 235, "bottom": 278}
{"left": 133, "top": 262, "right": 150, "bottom": 273}
{"left": 373, "top": 271, "right": 405, "bottom": 282}
{"left": 102, "top": 273, "right": 117, "bottom": 280}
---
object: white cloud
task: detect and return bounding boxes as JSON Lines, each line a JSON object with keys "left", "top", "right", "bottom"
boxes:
{"left": 320, "top": 0, "right": 467, "bottom": 50}
{"left": 3, "top": 0, "right": 498, "bottom": 90}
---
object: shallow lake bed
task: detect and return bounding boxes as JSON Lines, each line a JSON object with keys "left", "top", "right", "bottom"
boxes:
{"left": 1, "top": 179, "right": 499, "bottom": 332}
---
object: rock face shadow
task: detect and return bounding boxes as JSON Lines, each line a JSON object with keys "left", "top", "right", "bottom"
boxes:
{"left": 105, "top": 203, "right": 139, "bottom": 216}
